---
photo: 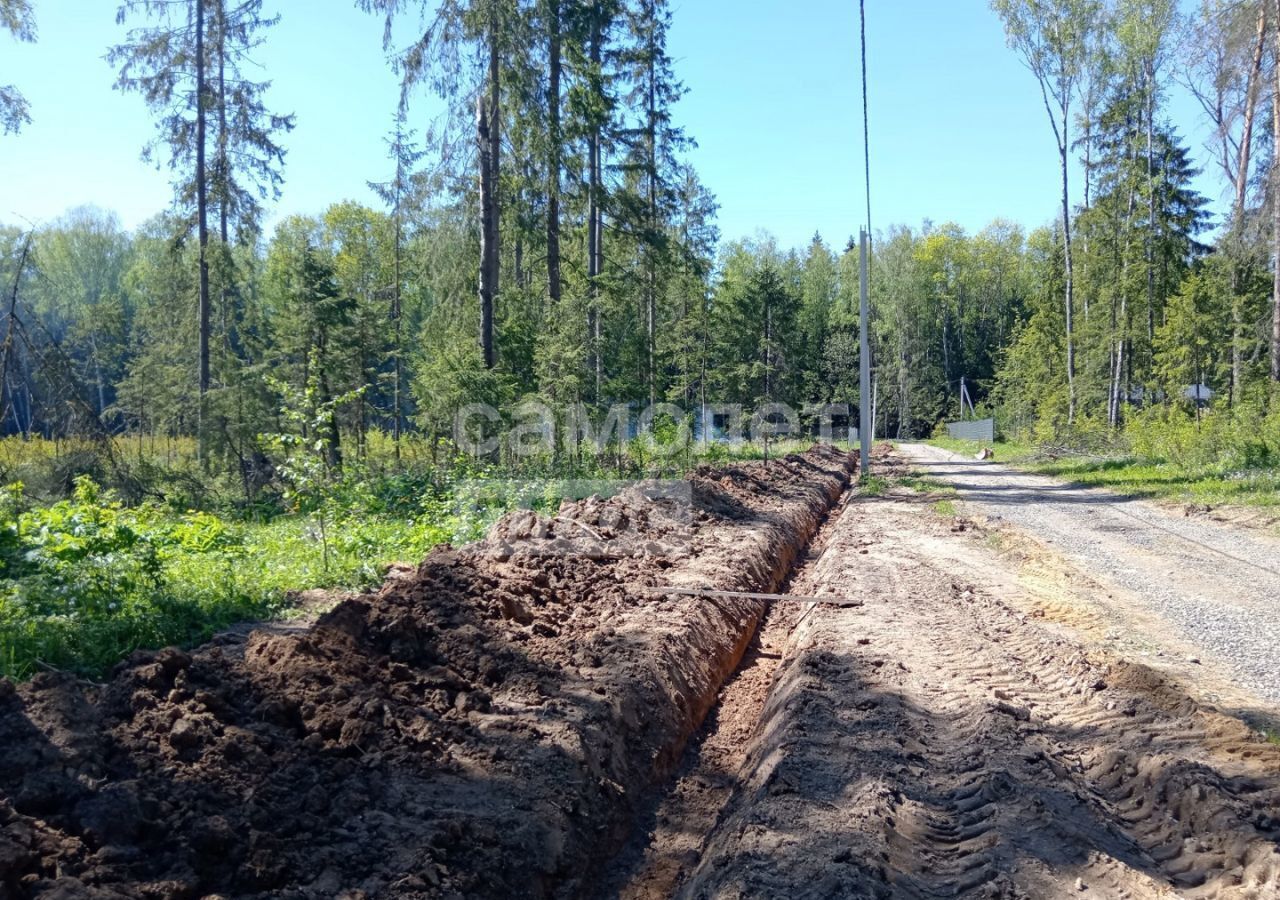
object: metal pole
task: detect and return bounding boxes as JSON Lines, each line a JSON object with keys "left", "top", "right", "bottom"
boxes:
{"left": 859, "top": 229, "right": 871, "bottom": 478}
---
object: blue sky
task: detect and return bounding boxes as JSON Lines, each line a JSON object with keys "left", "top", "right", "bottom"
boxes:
{"left": 2, "top": 1, "right": 1224, "bottom": 250}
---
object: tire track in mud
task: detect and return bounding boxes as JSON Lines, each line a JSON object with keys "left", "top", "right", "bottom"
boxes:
{"left": 617, "top": 456, "right": 1280, "bottom": 899}
{"left": 896, "top": 442, "right": 1280, "bottom": 710}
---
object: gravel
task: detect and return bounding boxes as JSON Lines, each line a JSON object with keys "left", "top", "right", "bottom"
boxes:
{"left": 898, "top": 442, "right": 1280, "bottom": 707}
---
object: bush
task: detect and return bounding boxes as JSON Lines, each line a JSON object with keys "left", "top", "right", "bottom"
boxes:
{"left": 0, "top": 477, "right": 273, "bottom": 679}
{"left": 1126, "top": 403, "right": 1280, "bottom": 472}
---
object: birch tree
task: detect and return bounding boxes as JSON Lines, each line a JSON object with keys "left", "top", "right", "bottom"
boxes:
{"left": 1181, "top": 0, "right": 1268, "bottom": 400}
{"left": 993, "top": 0, "right": 1102, "bottom": 423}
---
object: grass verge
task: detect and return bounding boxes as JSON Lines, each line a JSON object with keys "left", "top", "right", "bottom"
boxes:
{"left": 924, "top": 437, "right": 1280, "bottom": 510}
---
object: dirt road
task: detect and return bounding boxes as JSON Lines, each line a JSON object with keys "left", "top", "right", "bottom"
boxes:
{"left": 6, "top": 445, "right": 1280, "bottom": 898}
{"left": 897, "top": 442, "right": 1280, "bottom": 712}
{"left": 606, "top": 448, "right": 1280, "bottom": 899}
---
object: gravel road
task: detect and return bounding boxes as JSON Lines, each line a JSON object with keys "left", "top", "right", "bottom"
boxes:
{"left": 898, "top": 442, "right": 1280, "bottom": 708}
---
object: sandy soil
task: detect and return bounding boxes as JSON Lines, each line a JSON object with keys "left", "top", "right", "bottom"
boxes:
{"left": 608, "top": 448, "right": 1280, "bottom": 899}
{"left": 897, "top": 442, "right": 1280, "bottom": 717}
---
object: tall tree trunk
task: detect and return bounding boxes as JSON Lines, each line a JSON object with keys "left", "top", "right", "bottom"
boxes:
{"left": 195, "top": 0, "right": 211, "bottom": 462}
{"left": 941, "top": 307, "right": 951, "bottom": 389}
{"left": 216, "top": 0, "right": 228, "bottom": 247}
{"left": 392, "top": 192, "right": 403, "bottom": 458}
{"left": 545, "top": 0, "right": 562, "bottom": 305}
{"left": 214, "top": 1, "right": 239, "bottom": 372}
{"left": 1274, "top": 0, "right": 1280, "bottom": 382}
{"left": 1238, "top": 7, "right": 1266, "bottom": 214}
{"left": 1232, "top": 7, "right": 1266, "bottom": 402}
{"left": 1144, "top": 66, "right": 1157, "bottom": 369}
{"left": 587, "top": 12, "right": 603, "bottom": 401}
{"left": 1112, "top": 296, "right": 1127, "bottom": 428}
{"left": 1114, "top": 164, "right": 1137, "bottom": 428}
{"left": 477, "top": 15, "right": 500, "bottom": 370}
{"left": 1060, "top": 137, "right": 1076, "bottom": 423}
{"left": 1080, "top": 76, "right": 1096, "bottom": 323}
{"left": 645, "top": 7, "right": 657, "bottom": 409}
{"left": 320, "top": 380, "right": 343, "bottom": 473}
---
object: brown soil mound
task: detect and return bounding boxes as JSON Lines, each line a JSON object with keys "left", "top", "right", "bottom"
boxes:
{"left": 0, "top": 446, "right": 853, "bottom": 899}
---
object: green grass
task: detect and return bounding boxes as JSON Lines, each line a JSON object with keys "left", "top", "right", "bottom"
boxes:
{"left": 858, "top": 475, "right": 889, "bottom": 497}
{"left": 898, "top": 471, "right": 959, "bottom": 496}
{"left": 0, "top": 485, "right": 477, "bottom": 681}
{"left": 0, "top": 465, "right": 540, "bottom": 680}
{"left": 885, "top": 466, "right": 958, "bottom": 517}
{"left": 923, "top": 436, "right": 1280, "bottom": 510}
{"left": 0, "top": 435, "right": 856, "bottom": 681}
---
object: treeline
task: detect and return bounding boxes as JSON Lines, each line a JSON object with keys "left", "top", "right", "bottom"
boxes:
{"left": 6, "top": 0, "right": 1280, "bottom": 500}
{"left": 0, "top": 0, "right": 727, "bottom": 493}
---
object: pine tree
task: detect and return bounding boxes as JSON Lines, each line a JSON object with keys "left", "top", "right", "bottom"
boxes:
{"left": 1155, "top": 260, "right": 1231, "bottom": 403}
{"left": 565, "top": 0, "right": 623, "bottom": 402}
{"left": 322, "top": 202, "right": 395, "bottom": 459}
{"left": 361, "top": 0, "right": 521, "bottom": 370}
{"left": 263, "top": 216, "right": 353, "bottom": 471}
{"left": 116, "top": 214, "right": 199, "bottom": 440}
{"left": 206, "top": 0, "right": 293, "bottom": 244}
{"left": 110, "top": 0, "right": 213, "bottom": 459}
{"left": 620, "top": 0, "right": 687, "bottom": 407}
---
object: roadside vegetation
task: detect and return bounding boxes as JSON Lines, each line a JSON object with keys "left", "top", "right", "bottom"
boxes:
{"left": 926, "top": 405, "right": 1280, "bottom": 510}
{"left": 0, "top": 437, "right": 461, "bottom": 680}
{"left": 0, "top": 432, "right": 826, "bottom": 679}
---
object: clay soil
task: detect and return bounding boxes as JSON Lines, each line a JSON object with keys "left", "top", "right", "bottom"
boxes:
{"left": 0, "top": 447, "right": 854, "bottom": 899}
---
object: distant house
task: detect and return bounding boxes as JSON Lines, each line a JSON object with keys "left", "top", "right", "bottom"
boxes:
{"left": 1182, "top": 384, "right": 1214, "bottom": 404}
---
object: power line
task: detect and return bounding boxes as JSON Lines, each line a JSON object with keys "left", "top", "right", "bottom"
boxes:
{"left": 857, "top": 0, "right": 874, "bottom": 476}
{"left": 860, "top": 0, "right": 872, "bottom": 234}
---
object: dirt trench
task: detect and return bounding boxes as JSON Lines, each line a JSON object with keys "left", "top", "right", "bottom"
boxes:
{"left": 0, "top": 446, "right": 854, "bottom": 899}
{"left": 602, "top": 448, "right": 1280, "bottom": 899}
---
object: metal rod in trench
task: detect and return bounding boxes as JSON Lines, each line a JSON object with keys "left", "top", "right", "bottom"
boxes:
{"left": 641, "top": 586, "right": 863, "bottom": 608}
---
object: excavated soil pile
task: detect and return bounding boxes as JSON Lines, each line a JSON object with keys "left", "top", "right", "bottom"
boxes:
{"left": 0, "top": 446, "right": 853, "bottom": 900}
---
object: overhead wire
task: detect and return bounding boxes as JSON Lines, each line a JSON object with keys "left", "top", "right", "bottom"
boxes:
{"left": 860, "top": 0, "right": 872, "bottom": 236}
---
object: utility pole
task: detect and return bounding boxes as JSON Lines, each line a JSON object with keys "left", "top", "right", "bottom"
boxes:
{"left": 859, "top": 229, "right": 871, "bottom": 478}
{"left": 857, "top": 0, "right": 872, "bottom": 478}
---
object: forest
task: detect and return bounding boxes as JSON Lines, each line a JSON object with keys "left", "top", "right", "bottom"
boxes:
{"left": 2, "top": 0, "right": 1280, "bottom": 676}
